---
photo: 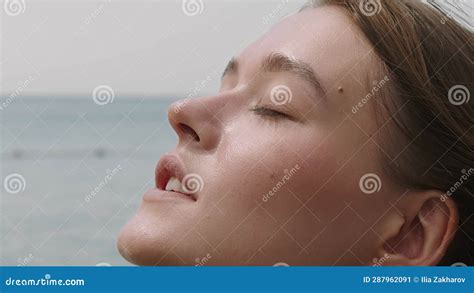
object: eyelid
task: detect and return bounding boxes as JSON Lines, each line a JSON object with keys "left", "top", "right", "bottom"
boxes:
{"left": 251, "top": 105, "right": 291, "bottom": 119}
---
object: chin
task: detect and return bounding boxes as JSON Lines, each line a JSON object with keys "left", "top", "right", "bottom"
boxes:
{"left": 117, "top": 212, "right": 191, "bottom": 266}
{"left": 117, "top": 218, "right": 158, "bottom": 266}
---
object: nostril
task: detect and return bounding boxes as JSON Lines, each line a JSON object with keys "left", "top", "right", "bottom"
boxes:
{"left": 179, "top": 123, "right": 200, "bottom": 142}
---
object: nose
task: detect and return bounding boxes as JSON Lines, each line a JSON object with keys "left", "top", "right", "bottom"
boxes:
{"left": 168, "top": 97, "right": 221, "bottom": 151}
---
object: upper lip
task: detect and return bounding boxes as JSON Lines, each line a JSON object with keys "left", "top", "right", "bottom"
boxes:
{"left": 155, "top": 154, "right": 196, "bottom": 199}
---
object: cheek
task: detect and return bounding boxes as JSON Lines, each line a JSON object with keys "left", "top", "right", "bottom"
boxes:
{"left": 213, "top": 121, "right": 338, "bottom": 203}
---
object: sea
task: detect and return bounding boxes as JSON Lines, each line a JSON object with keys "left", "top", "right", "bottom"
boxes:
{"left": 1, "top": 96, "right": 180, "bottom": 266}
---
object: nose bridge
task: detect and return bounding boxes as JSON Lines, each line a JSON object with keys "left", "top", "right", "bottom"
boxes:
{"left": 168, "top": 94, "right": 224, "bottom": 151}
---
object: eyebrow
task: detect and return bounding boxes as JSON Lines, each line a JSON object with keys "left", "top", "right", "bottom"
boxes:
{"left": 221, "top": 53, "right": 326, "bottom": 97}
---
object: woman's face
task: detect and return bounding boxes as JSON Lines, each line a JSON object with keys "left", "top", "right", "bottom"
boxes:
{"left": 118, "top": 5, "right": 406, "bottom": 266}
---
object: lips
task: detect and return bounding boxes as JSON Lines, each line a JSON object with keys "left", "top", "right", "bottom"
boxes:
{"left": 153, "top": 154, "right": 197, "bottom": 201}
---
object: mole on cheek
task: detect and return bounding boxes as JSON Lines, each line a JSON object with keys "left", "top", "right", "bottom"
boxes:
{"left": 337, "top": 87, "right": 344, "bottom": 93}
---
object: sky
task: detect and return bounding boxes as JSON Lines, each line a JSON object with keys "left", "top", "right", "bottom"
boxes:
{"left": 1, "top": 0, "right": 471, "bottom": 98}
{"left": 1, "top": 0, "right": 306, "bottom": 98}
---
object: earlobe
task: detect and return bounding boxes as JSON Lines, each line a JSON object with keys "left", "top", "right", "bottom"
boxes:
{"left": 374, "top": 192, "right": 459, "bottom": 266}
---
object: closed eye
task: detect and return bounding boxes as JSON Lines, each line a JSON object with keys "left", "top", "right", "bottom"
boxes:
{"left": 251, "top": 105, "right": 291, "bottom": 120}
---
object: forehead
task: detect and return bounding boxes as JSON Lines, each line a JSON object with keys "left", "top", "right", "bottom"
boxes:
{"left": 237, "top": 6, "right": 378, "bottom": 88}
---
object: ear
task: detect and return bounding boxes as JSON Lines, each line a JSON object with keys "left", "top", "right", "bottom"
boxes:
{"left": 373, "top": 190, "right": 459, "bottom": 266}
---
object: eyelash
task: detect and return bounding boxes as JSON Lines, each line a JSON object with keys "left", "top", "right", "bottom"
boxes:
{"left": 251, "top": 105, "right": 291, "bottom": 120}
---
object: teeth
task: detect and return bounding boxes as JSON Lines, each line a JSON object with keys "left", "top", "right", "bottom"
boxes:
{"left": 165, "top": 177, "right": 184, "bottom": 193}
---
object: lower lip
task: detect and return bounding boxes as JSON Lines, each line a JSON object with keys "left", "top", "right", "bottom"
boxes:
{"left": 143, "top": 188, "right": 195, "bottom": 202}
